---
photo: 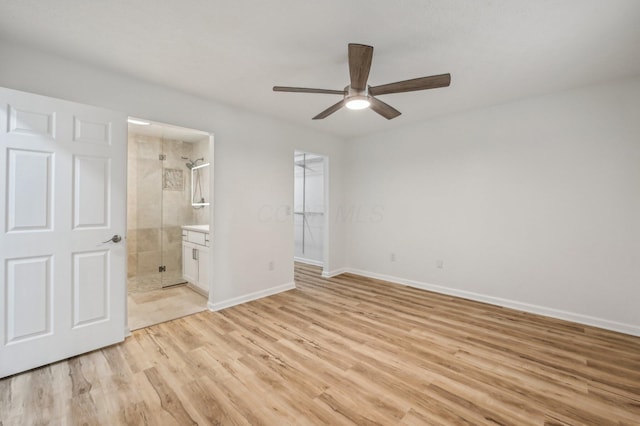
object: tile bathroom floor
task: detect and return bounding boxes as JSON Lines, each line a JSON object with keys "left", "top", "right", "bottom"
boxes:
{"left": 128, "top": 285, "right": 208, "bottom": 331}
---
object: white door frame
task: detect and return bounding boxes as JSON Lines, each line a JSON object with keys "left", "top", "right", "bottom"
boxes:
{"left": 125, "top": 119, "right": 215, "bottom": 320}
{"left": 293, "top": 150, "right": 330, "bottom": 275}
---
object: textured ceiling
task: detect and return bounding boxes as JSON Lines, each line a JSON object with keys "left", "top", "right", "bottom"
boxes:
{"left": 1, "top": 0, "right": 639, "bottom": 138}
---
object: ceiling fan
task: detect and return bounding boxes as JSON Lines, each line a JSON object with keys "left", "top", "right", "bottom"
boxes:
{"left": 273, "top": 43, "right": 451, "bottom": 120}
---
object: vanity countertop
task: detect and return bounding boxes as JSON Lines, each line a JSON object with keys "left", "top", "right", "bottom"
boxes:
{"left": 181, "top": 224, "right": 210, "bottom": 233}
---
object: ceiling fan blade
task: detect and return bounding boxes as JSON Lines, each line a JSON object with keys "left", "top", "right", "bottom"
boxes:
{"left": 348, "top": 44, "right": 373, "bottom": 91}
{"left": 313, "top": 100, "right": 346, "bottom": 120}
{"left": 369, "top": 73, "right": 451, "bottom": 96}
{"left": 369, "top": 96, "right": 401, "bottom": 120}
{"left": 273, "top": 86, "right": 345, "bottom": 95}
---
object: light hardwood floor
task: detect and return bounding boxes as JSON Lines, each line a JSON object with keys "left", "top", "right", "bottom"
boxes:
{"left": 1, "top": 263, "right": 639, "bottom": 425}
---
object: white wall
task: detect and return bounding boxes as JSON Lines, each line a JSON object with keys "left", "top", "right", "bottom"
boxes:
{"left": 0, "top": 41, "right": 347, "bottom": 309}
{"left": 345, "top": 77, "right": 640, "bottom": 335}
{"left": 3, "top": 40, "right": 637, "bottom": 336}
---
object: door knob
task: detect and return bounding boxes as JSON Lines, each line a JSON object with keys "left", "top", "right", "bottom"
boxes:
{"left": 102, "top": 235, "right": 122, "bottom": 244}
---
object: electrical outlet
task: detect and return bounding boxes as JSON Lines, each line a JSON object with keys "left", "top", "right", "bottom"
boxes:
{"left": 436, "top": 259, "right": 444, "bottom": 269}
{"left": 268, "top": 261, "right": 275, "bottom": 271}
{"left": 390, "top": 253, "right": 396, "bottom": 262}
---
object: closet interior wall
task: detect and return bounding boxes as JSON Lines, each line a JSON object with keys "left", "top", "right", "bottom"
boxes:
{"left": 294, "top": 152, "right": 325, "bottom": 265}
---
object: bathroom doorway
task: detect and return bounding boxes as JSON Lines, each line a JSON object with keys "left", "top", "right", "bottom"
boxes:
{"left": 127, "top": 118, "right": 213, "bottom": 330}
{"left": 294, "top": 151, "right": 326, "bottom": 267}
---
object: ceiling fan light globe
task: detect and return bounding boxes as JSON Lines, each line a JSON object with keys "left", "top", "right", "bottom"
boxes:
{"left": 346, "top": 98, "right": 370, "bottom": 110}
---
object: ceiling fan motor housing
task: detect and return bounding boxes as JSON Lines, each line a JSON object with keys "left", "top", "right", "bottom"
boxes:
{"left": 345, "top": 85, "right": 368, "bottom": 99}
{"left": 344, "top": 85, "right": 370, "bottom": 109}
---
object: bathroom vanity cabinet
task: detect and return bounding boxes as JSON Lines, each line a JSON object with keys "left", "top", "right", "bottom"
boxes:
{"left": 181, "top": 225, "right": 210, "bottom": 293}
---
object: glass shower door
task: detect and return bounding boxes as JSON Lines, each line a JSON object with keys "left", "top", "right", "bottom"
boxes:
{"left": 128, "top": 134, "right": 164, "bottom": 292}
{"left": 160, "top": 138, "right": 194, "bottom": 287}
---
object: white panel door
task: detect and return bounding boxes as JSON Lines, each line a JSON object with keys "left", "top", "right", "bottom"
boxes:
{"left": 0, "top": 87, "right": 127, "bottom": 378}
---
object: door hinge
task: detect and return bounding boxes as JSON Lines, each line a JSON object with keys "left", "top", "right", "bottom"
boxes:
{"left": 159, "top": 154, "right": 166, "bottom": 160}
{"left": 159, "top": 265, "right": 166, "bottom": 272}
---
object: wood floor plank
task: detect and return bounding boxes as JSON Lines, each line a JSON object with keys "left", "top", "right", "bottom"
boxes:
{"left": 1, "top": 262, "right": 639, "bottom": 425}
{"left": 144, "top": 366, "right": 197, "bottom": 425}
{"left": 181, "top": 377, "right": 248, "bottom": 426}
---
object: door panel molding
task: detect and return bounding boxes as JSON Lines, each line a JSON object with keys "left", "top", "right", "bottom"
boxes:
{"left": 73, "top": 155, "right": 110, "bottom": 229}
{"left": 6, "top": 149, "right": 54, "bottom": 232}
{"left": 8, "top": 105, "right": 56, "bottom": 138}
{"left": 73, "top": 116, "right": 111, "bottom": 145}
{"left": 4, "top": 255, "right": 53, "bottom": 344}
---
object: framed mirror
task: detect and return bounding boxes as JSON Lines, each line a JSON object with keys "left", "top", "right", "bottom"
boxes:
{"left": 191, "top": 162, "right": 210, "bottom": 206}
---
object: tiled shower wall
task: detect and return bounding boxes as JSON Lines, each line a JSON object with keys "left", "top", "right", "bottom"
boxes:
{"left": 127, "top": 133, "right": 208, "bottom": 293}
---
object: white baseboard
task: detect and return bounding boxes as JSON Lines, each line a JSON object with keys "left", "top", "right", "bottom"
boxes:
{"left": 208, "top": 281, "right": 296, "bottom": 312}
{"left": 294, "top": 257, "right": 324, "bottom": 267}
{"left": 186, "top": 282, "right": 208, "bottom": 297}
{"left": 343, "top": 268, "right": 640, "bottom": 337}
{"left": 321, "top": 267, "right": 348, "bottom": 278}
